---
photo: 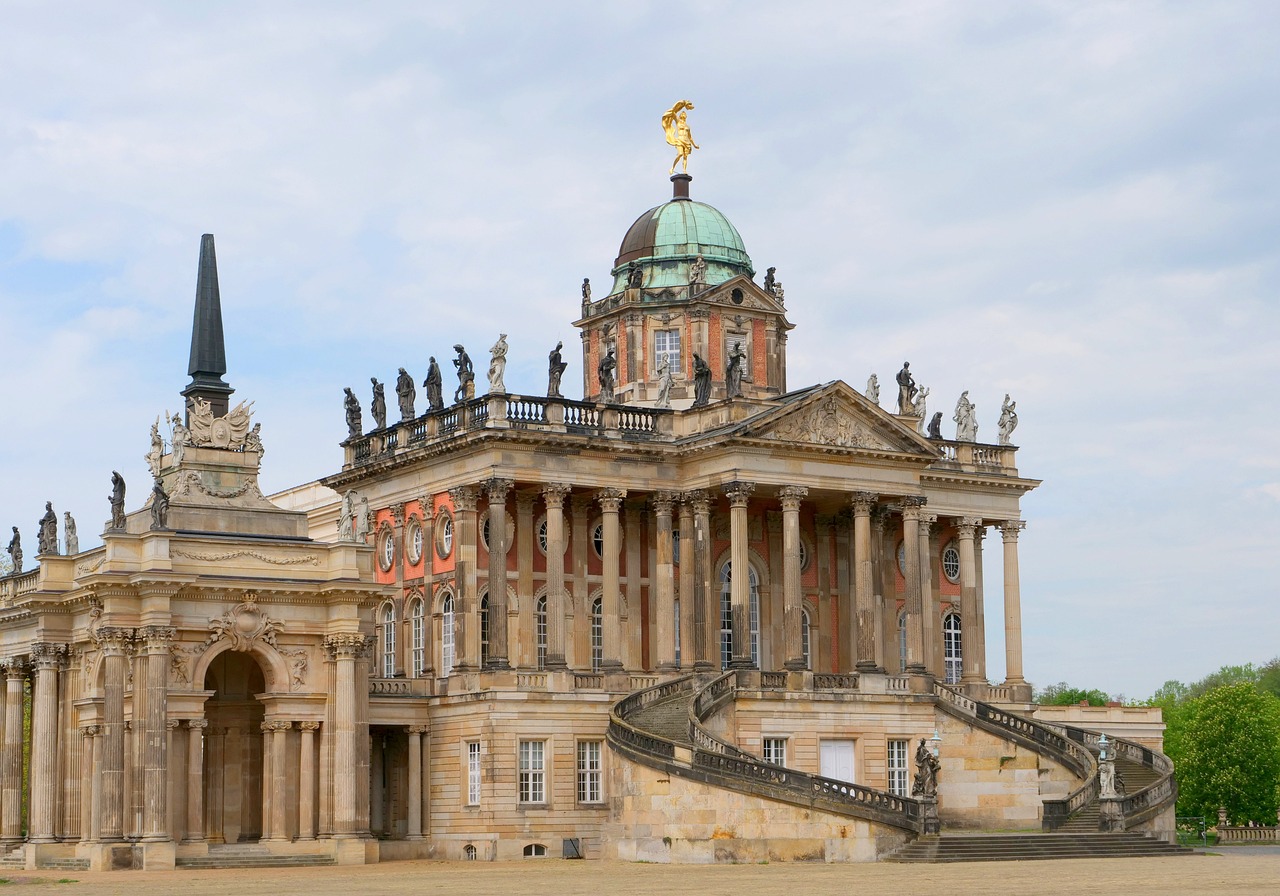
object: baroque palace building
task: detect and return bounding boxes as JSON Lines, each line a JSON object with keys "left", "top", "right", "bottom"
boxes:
{"left": 0, "top": 168, "right": 1177, "bottom": 872}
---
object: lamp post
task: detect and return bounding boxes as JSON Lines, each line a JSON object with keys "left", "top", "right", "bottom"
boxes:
{"left": 930, "top": 729, "right": 942, "bottom": 759}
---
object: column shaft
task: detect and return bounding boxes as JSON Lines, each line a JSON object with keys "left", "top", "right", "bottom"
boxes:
{"left": 725, "top": 483, "right": 755, "bottom": 669}
{"left": 206, "top": 729, "right": 225, "bottom": 843}
{"left": 298, "top": 723, "right": 318, "bottom": 840}
{"left": 677, "top": 501, "right": 695, "bottom": 669}
{"left": 328, "top": 636, "right": 363, "bottom": 836}
{"left": 80, "top": 727, "right": 98, "bottom": 842}
{"left": 29, "top": 647, "right": 62, "bottom": 842}
{"left": 957, "top": 519, "right": 983, "bottom": 684}
{"left": 543, "top": 486, "right": 570, "bottom": 669}
{"left": 851, "top": 493, "right": 878, "bottom": 671}
{"left": 1, "top": 664, "right": 26, "bottom": 842}
{"left": 597, "top": 489, "right": 626, "bottom": 670}
{"left": 901, "top": 499, "right": 927, "bottom": 674}
{"left": 918, "top": 512, "right": 938, "bottom": 676}
{"left": 449, "top": 487, "right": 480, "bottom": 671}
{"left": 691, "top": 493, "right": 714, "bottom": 670}
{"left": 653, "top": 494, "right": 677, "bottom": 671}
{"left": 142, "top": 628, "right": 173, "bottom": 840}
{"left": 484, "top": 479, "right": 512, "bottom": 669}
{"left": 406, "top": 727, "right": 424, "bottom": 840}
{"left": 780, "top": 488, "right": 807, "bottom": 670}
{"left": 271, "top": 722, "right": 289, "bottom": 840}
{"left": 999, "top": 521, "right": 1027, "bottom": 684}
{"left": 185, "top": 721, "right": 206, "bottom": 841}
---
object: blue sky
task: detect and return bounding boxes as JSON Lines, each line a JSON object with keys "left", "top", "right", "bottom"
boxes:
{"left": 1, "top": 1, "right": 1277, "bottom": 698}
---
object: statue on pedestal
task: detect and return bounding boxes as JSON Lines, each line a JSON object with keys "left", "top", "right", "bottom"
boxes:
{"left": 725, "top": 342, "right": 746, "bottom": 399}
{"left": 343, "top": 388, "right": 362, "bottom": 439}
{"left": 597, "top": 347, "right": 617, "bottom": 403}
{"left": 109, "top": 471, "right": 127, "bottom": 530}
{"left": 911, "top": 738, "right": 940, "bottom": 798}
{"left": 910, "top": 386, "right": 929, "bottom": 419}
{"left": 452, "top": 344, "right": 474, "bottom": 403}
{"left": 547, "top": 341, "right": 568, "bottom": 398}
{"left": 396, "top": 368, "right": 416, "bottom": 421}
{"left": 691, "top": 353, "right": 712, "bottom": 408}
{"left": 581, "top": 278, "right": 591, "bottom": 305}
{"left": 146, "top": 417, "right": 164, "bottom": 477}
{"left": 488, "top": 334, "right": 508, "bottom": 393}
{"left": 626, "top": 262, "right": 643, "bottom": 290}
{"left": 896, "top": 362, "right": 918, "bottom": 415}
{"left": 37, "top": 502, "right": 57, "bottom": 555}
{"left": 689, "top": 254, "right": 707, "bottom": 289}
{"left": 244, "top": 423, "right": 264, "bottom": 458}
{"left": 997, "top": 394, "right": 1018, "bottom": 445}
{"left": 927, "top": 412, "right": 943, "bottom": 440}
{"left": 953, "top": 391, "right": 978, "bottom": 442}
{"left": 865, "top": 373, "right": 880, "bottom": 406}
{"left": 171, "top": 413, "right": 190, "bottom": 466}
{"left": 763, "top": 267, "right": 777, "bottom": 293}
{"left": 150, "top": 479, "right": 169, "bottom": 530}
{"left": 424, "top": 357, "right": 444, "bottom": 411}
{"left": 6, "top": 527, "right": 21, "bottom": 573}
{"left": 64, "top": 512, "right": 78, "bottom": 555}
{"left": 661, "top": 99, "right": 699, "bottom": 175}
{"left": 370, "top": 378, "right": 387, "bottom": 430}
{"left": 655, "top": 355, "right": 674, "bottom": 409}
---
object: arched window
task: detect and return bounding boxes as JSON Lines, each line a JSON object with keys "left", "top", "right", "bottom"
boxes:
{"left": 522, "top": 843, "right": 547, "bottom": 857}
{"left": 381, "top": 602, "right": 396, "bottom": 678}
{"left": 463, "top": 843, "right": 477, "bottom": 861}
{"left": 535, "top": 595, "right": 548, "bottom": 671}
{"left": 673, "top": 597, "right": 681, "bottom": 667}
{"left": 719, "top": 561, "right": 760, "bottom": 669}
{"left": 590, "top": 597, "right": 603, "bottom": 672}
{"left": 441, "top": 592, "right": 455, "bottom": 677}
{"left": 898, "top": 609, "right": 908, "bottom": 674}
{"left": 479, "top": 593, "right": 490, "bottom": 667}
{"left": 800, "top": 607, "right": 812, "bottom": 671}
{"left": 409, "top": 597, "right": 426, "bottom": 677}
{"left": 943, "top": 611, "right": 962, "bottom": 684}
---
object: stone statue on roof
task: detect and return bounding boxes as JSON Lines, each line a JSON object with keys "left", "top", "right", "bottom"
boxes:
{"left": 725, "top": 342, "right": 746, "bottom": 399}
{"left": 424, "top": 357, "right": 444, "bottom": 411}
{"left": 548, "top": 342, "right": 568, "bottom": 398}
{"left": 37, "top": 502, "right": 57, "bottom": 555}
{"left": 488, "top": 334, "right": 508, "bottom": 394}
{"left": 396, "top": 368, "right": 416, "bottom": 421}
{"left": 370, "top": 378, "right": 387, "bottom": 430}
{"left": 453, "top": 345, "right": 474, "bottom": 403}
{"left": 597, "top": 346, "right": 617, "bottom": 403}
{"left": 662, "top": 100, "right": 699, "bottom": 175}
{"left": 865, "top": 373, "right": 880, "bottom": 406}
{"left": 954, "top": 391, "right": 978, "bottom": 442}
{"left": 997, "top": 394, "right": 1018, "bottom": 445}
{"left": 64, "top": 512, "right": 78, "bottom": 555}
{"left": 6, "top": 527, "right": 21, "bottom": 573}
{"left": 109, "top": 471, "right": 126, "bottom": 530}
{"left": 896, "top": 362, "right": 917, "bottom": 415}
{"left": 150, "top": 478, "right": 170, "bottom": 530}
{"left": 343, "top": 388, "right": 362, "bottom": 440}
{"left": 655, "top": 355, "right": 674, "bottom": 409}
{"left": 691, "top": 353, "right": 712, "bottom": 408}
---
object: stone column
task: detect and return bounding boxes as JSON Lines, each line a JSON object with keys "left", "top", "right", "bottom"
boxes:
{"left": 569, "top": 495, "right": 592, "bottom": 668}
{"left": 99, "top": 629, "right": 129, "bottom": 841}
{"left": 724, "top": 482, "right": 756, "bottom": 669}
{"left": 139, "top": 626, "right": 174, "bottom": 840}
{"left": 690, "top": 490, "right": 714, "bottom": 670}
{"left": 901, "top": 498, "right": 927, "bottom": 674}
{"left": 28, "top": 643, "right": 63, "bottom": 842}
{"left": 851, "top": 493, "right": 879, "bottom": 672}
{"left": 298, "top": 722, "right": 319, "bottom": 841}
{"left": 974, "top": 528, "right": 988, "bottom": 682}
{"left": 80, "top": 726, "right": 98, "bottom": 842}
{"left": 515, "top": 492, "right": 536, "bottom": 669}
{"left": 542, "top": 485, "right": 571, "bottom": 670}
{"left": 166, "top": 720, "right": 182, "bottom": 841}
{"left": 872, "top": 508, "right": 891, "bottom": 671}
{"left": 597, "top": 488, "right": 626, "bottom": 671}
{"left": 269, "top": 721, "right": 290, "bottom": 841}
{"left": 370, "top": 733, "right": 384, "bottom": 835}
{"left": 205, "top": 727, "right": 225, "bottom": 844}
{"left": 677, "top": 498, "right": 695, "bottom": 669}
{"left": 776, "top": 487, "right": 807, "bottom": 670}
{"left": 652, "top": 492, "right": 678, "bottom": 671}
{"left": 326, "top": 634, "right": 365, "bottom": 837}
{"left": 918, "top": 511, "right": 938, "bottom": 676}
{"left": 260, "top": 721, "right": 274, "bottom": 840}
{"left": 956, "top": 518, "right": 984, "bottom": 685}
{"left": 484, "top": 478, "right": 513, "bottom": 669}
{"left": 184, "top": 720, "right": 206, "bottom": 842}
{"left": 406, "top": 726, "right": 426, "bottom": 840}
{"left": 997, "top": 521, "right": 1028, "bottom": 685}
{"left": 449, "top": 486, "right": 480, "bottom": 671}
{"left": 0, "top": 660, "right": 26, "bottom": 843}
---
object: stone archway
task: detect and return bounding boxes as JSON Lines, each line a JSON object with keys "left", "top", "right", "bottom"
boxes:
{"left": 202, "top": 651, "right": 268, "bottom": 843}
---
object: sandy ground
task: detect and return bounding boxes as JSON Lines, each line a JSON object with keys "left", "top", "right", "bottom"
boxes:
{"left": 0, "top": 852, "right": 1277, "bottom": 895}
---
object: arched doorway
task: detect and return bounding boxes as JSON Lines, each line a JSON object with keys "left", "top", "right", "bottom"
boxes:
{"left": 203, "top": 651, "right": 267, "bottom": 843}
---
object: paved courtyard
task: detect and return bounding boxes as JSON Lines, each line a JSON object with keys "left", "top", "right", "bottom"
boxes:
{"left": 1, "top": 852, "right": 1278, "bottom": 896}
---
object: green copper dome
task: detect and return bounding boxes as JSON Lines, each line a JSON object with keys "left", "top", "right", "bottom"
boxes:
{"left": 609, "top": 177, "right": 754, "bottom": 294}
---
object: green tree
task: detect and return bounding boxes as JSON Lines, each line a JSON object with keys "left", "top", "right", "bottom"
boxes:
{"left": 1035, "top": 681, "right": 1111, "bottom": 706}
{"left": 1167, "top": 682, "right": 1280, "bottom": 824}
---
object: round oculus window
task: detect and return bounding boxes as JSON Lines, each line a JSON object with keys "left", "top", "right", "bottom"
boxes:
{"left": 378, "top": 529, "right": 395, "bottom": 572}
{"left": 436, "top": 515, "right": 454, "bottom": 560}
{"left": 897, "top": 541, "right": 907, "bottom": 576}
{"left": 942, "top": 543, "right": 961, "bottom": 583}
{"left": 406, "top": 519, "right": 424, "bottom": 565}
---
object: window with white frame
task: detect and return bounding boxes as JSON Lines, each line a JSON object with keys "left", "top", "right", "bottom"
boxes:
{"left": 762, "top": 737, "right": 787, "bottom": 767}
{"left": 673, "top": 597, "right": 681, "bottom": 668}
{"left": 942, "top": 542, "right": 961, "bottom": 583}
{"left": 801, "top": 607, "right": 812, "bottom": 671}
{"left": 441, "top": 592, "right": 456, "bottom": 677}
{"left": 464, "top": 844, "right": 477, "bottom": 860}
{"left": 577, "top": 740, "right": 603, "bottom": 803}
{"left": 897, "top": 609, "right": 908, "bottom": 674}
{"left": 466, "top": 741, "right": 481, "bottom": 805}
{"left": 381, "top": 603, "right": 396, "bottom": 678}
{"left": 943, "top": 611, "right": 962, "bottom": 684}
{"left": 591, "top": 522, "right": 605, "bottom": 558}
{"left": 590, "top": 597, "right": 603, "bottom": 672}
{"left": 655, "top": 328, "right": 681, "bottom": 373}
{"left": 523, "top": 843, "right": 547, "bottom": 857}
{"left": 410, "top": 597, "right": 426, "bottom": 677}
{"left": 519, "top": 740, "right": 546, "bottom": 804}
{"left": 887, "top": 739, "right": 909, "bottom": 797}
{"left": 535, "top": 595, "right": 547, "bottom": 671}
{"left": 437, "top": 514, "right": 454, "bottom": 559}
{"left": 479, "top": 594, "right": 490, "bottom": 667}
{"left": 719, "top": 561, "right": 760, "bottom": 669}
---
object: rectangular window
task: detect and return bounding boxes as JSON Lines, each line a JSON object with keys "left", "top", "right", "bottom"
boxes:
{"left": 887, "top": 739, "right": 909, "bottom": 797}
{"left": 467, "top": 741, "right": 482, "bottom": 805}
{"left": 655, "top": 328, "right": 681, "bottom": 372}
{"left": 762, "top": 737, "right": 787, "bottom": 767}
{"left": 519, "top": 740, "right": 546, "bottom": 804}
{"left": 577, "top": 740, "right": 602, "bottom": 803}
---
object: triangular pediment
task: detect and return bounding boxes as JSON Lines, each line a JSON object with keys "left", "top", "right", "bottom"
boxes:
{"left": 733, "top": 382, "right": 940, "bottom": 457}
{"left": 697, "top": 274, "right": 791, "bottom": 319}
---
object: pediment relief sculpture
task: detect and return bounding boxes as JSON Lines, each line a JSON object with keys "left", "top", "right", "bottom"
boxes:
{"left": 208, "top": 593, "right": 282, "bottom": 651}
{"left": 758, "top": 395, "right": 890, "bottom": 450}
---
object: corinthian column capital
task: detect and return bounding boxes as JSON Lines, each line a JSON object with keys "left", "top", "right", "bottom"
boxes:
{"left": 850, "top": 491, "right": 877, "bottom": 516}
{"left": 997, "top": 519, "right": 1026, "bottom": 541}
{"left": 723, "top": 481, "right": 755, "bottom": 507}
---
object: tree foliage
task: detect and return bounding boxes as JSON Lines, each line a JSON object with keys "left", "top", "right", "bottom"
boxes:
{"left": 1163, "top": 682, "right": 1280, "bottom": 824}
{"left": 1036, "top": 681, "right": 1111, "bottom": 706}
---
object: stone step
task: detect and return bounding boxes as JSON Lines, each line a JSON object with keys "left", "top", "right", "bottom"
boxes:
{"left": 887, "top": 833, "right": 1196, "bottom": 863}
{"left": 176, "top": 854, "right": 335, "bottom": 869}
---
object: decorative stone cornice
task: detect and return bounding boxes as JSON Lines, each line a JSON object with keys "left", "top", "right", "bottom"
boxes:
{"left": 723, "top": 481, "right": 755, "bottom": 507}
{"left": 597, "top": 488, "right": 626, "bottom": 513}
{"left": 850, "top": 491, "right": 877, "bottom": 516}
{"left": 448, "top": 486, "right": 480, "bottom": 513}
{"left": 777, "top": 486, "right": 808, "bottom": 512}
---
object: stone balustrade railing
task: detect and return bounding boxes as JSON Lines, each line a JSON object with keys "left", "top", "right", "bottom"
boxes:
{"left": 343, "top": 393, "right": 676, "bottom": 467}
{"left": 1219, "top": 825, "right": 1280, "bottom": 844}
{"left": 0, "top": 568, "right": 40, "bottom": 605}
{"left": 1056, "top": 724, "right": 1178, "bottom": 830}
{"left": 368, "top": 677, "right": 434, "bottom": 697}
{"left": 933, "top": 439, "right": 1018, "bottom": 473}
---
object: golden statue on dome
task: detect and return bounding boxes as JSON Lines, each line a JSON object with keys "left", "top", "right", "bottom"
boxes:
{"left": 662, "top": 100, "right": 700, "bottom": 174}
